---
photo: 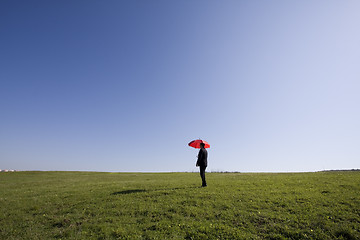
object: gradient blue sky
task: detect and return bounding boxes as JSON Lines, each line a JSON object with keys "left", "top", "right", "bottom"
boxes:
{"left": 1, "top": 1, "right": 359, "bottom": 172}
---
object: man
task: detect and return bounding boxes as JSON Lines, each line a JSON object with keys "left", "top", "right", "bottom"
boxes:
{"left": 196, "top": 142, "right": 208, "bottom": 187}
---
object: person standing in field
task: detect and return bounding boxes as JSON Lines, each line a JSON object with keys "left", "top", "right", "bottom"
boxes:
{"left": 196, "top": 142, "right": 208, "bottom": 187}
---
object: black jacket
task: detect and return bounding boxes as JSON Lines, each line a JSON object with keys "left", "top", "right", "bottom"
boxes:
{"left": 197, "top": 148, "right": 208, "bottom": 167}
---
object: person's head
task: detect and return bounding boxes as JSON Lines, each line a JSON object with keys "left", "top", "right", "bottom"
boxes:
{"left": 200, "top": 143, "right": 205, "bottom": 148}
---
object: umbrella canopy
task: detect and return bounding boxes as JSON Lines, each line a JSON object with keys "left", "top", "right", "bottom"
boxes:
{"left": 188, "top": 139, "right": 210, "bottom": 149}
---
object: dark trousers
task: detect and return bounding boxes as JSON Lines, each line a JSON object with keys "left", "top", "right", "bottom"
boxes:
{"left": 200, "top": 166, "right": 207, "bottom": 186}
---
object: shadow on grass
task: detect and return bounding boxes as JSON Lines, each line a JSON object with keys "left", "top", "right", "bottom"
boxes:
{"left": 111, "top": 189, "right": 147, "bottom": 195}
{"left": 111, "top": 186, "right": 199, "bottom": 195}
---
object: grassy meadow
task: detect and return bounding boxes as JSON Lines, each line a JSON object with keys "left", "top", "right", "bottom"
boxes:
{"left": 0, "top": 171, "right": 359, "bottom": 239}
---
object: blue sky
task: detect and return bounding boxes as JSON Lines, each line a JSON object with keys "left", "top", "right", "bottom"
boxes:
{"left": 1, "top": 1, "right": 359, "bottom": 172}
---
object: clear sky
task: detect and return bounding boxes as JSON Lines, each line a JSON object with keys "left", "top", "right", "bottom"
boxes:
{"left": 1, "top": 1, "right": 359, "bottom": 172}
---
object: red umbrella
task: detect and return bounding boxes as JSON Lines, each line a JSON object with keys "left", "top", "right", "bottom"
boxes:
{"left": 188, "top": 139, "right": 210, "bottom": 149}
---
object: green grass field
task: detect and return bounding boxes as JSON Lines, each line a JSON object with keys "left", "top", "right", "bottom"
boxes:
{"left": 0, "top": 171, "right": 359, "bottom": 239}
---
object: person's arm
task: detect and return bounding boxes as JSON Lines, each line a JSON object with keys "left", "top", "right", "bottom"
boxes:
{"left": 196, "top": 150, "right": 202, "bottom": 166}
